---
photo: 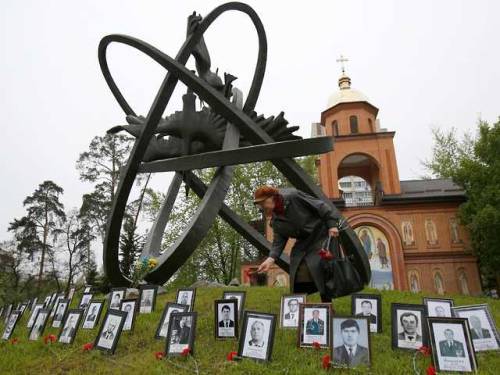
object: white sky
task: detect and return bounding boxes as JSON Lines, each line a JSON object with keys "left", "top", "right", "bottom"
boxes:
{"left": 1, "top": 0, "right": 499, "bottom": 256}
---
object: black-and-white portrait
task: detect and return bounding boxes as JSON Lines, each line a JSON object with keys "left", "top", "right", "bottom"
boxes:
{"left": 95, "top": 310, "right": 127, "bottom": 354}
{"left": 82, "top": 301, "right": 104, "bottom": 329}
{"left": 453, "top": 304, "right": 500, "bottom": 352}
{"left": 166, "top": 312, "right": 197, "bottom": 356}
{"left": 176, "top": 289, "right": 196, "bottom": 311}
{"left": 156, "top": 303, "right": 189, "bottom": 339}
{"left": 120, "top": 299, "right": 137, "bottom": 331}
{"left": 424, "top": 298, "right": 454, "bottom": 318}
{"left": 215, "top": 300, "right": 237, "bottom": 339}
{"left": 27, "top": 303, "right": 44, "bottom": 329}
{"left": 280, "top": 294, "right": 305, "bottom": 328}
{"left": 58, "top": 310, "right": 83, "bottom": 344}
{"left": 52, "top": 299, "right": 69, "bottom": 328}
{"left": 392, "top": 304, "right": 427, "bottom": 350}
{"left": 29, "top": 309, "right": 50, "bottom": 341}
{"left": 239, "top": 312, "right": 276, "bottom": 362}
{"left": 222, "top": 291, "right": 246, "bottom": 320}
{"left": 332, "top": 317, "right": 371, "bottom": 368}
{"left": 139, "top": 286, "right": 157, "bottom": 314}
{"left": 352, "top": 294, "right": 381, "bottom": 333}
{"left": 109, "top": 288, "right": 126, "bottom": 310}
{"left": 299, "top": 304, "right": 331, "bottom": 347}
{"left": 429, "top": 318, "right": 477, "bottom": 373}
{"left": 79, "top": 293, "right": 93, "bottom": 310}
{"left": 2, "top": 311, "right": 21, "bottom": 340}
{"left": 49, "top": 295, "right": 64, "bottom": 318}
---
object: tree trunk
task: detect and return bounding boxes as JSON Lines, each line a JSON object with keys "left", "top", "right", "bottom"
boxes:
{"left": 38, "top": 198, "right": 49, "bottom": 290}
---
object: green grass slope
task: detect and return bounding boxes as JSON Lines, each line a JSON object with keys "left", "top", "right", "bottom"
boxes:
{"left": 0, "top": 287, "right": 499, "bottom": 375}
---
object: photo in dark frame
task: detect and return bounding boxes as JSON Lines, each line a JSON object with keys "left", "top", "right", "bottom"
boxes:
{"left": 175, "top": 288, "right": 196, "bottom": 312}
{"left": 222, "top": 290, "right": 246, "bottom": 322}
{"left": 391, "top": 303, "right": 429, "bottom": 350}
{"left": 28, "top": 308, "right": 51, "bottom": 341}
{"left": 2, "top": 310, "right": 21, "bottom": 340}
{"left": 94, "top": 309, "right": 128, "bottom": 354}
{"left": 58, "top": 309, "right": 84, "bottom": 344}
{"left": 52, "top": 298, "right": 70, "bottom": 328}
{"left": 297, "top": 303, "right": 332, "bottom": 348}
{"left": 82, "top": 300, "right": 105, "bottom": 329}
{"left": 155, "top": 302, "right": 189, "bottom": 339}
{"left": 108, "top": 287, "right": 127, "bottom": 310}
{"left": 423, "top": 297, "right": 454, "bottom": 318}
{"left": 120, "top": 298, "right": 138, "bottom": 331}
{"left": 280, "top": 294, "right": 306, "bottom": 329}
{"left": 139, "top": 285, "right": 158, "bottom": 314}
{"left": 238, "top": 310, "right": 277, "bottom": 362}
{"left": 331, "top": 316, "right": 372, "bottom": 368}
{"left": 351, "top": 293, "right": 382, "bottom": 333}
{"left": 214, "top": 299, "right": 238, "bottom": 340}
{"left": 165, "top": 311, "right": 197, "bottom": 356}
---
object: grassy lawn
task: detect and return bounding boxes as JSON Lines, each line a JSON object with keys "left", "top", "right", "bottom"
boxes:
{"left": 0, "top": 287, "right": 498, "bottom": 374}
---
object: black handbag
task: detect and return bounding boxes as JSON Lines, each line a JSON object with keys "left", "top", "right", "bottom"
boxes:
{"left": 319, "top": 234, "right": 364, "bottom": 299}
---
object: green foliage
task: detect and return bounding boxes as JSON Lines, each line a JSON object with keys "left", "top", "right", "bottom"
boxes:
{"left": 0, "top": 288, "right": 499, "bottom": 374}
{"left": 424, "top": 119, "right": 500, "bottom": 290}
{"left": 119, "top": 216, "right": 144, "bottom": 279}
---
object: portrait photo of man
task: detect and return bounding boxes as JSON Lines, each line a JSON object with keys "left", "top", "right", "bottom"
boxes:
{"left": 306, "top": 309, "right": 324, "bottom": 335}
{"left": 109, "top": 293, "right": 122, "bottom": 310}
{"left": 248, "top": 320, "right": 266, "bottom": 348}
{"left": 283, "top": 297, "right": 300, "bottom": 327}
{"left": 218, "top": 305, "right": 234, "bottom": 328}
{"left": 397, "top": 311, "right": 422, "bottom": 347}
{"left": 87, "top": 305, "right": 98, "bottom": 322}
{"left": 469, "top": 315, "right": 491, "bottom": 340}
{"left": 332, "top": 318, "right": 370, "bottom": 367}
{"left": 439, "top": 329, "right": 465, "bottom": 357}
{"left": 355, "top": 300, "right": 377, "bottom": 324}
{"left": 101, "top": 321, "right": 116, "bottom": 341}
{"left": 121, "top": 301, "right": 135, "bottom": 331}
{"left": 59, "top": 315, "right": 77, "bottom": 343}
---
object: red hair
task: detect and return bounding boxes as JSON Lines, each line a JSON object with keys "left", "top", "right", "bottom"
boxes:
{"left": 272, "top": 193, "right": 285, "bottom": 215}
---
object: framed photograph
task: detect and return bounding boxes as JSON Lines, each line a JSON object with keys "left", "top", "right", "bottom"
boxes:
{"left": 18, "top": 303, "right": 28, "bottom": 318}
{"left": 83, "top": 285, "right": 92, "bottom": 293}
{"left": 82, "top": 300, "right": 104, "bottom": 329}
{"left": 423, "top": 297, "right": 454, "bottom": 317}
{"left": 28, "top": 297, "right": 38, "bottom": 311}
{"left": 351, "top": 294, "right": 382, "bottom": 333}
{"left": 139, "top": 285, "right": 157, "bottom": 314}
{"left": 79, "top": 292, "right": 93, "bottom": 310}
{"left": 165, "top": 311, "right": 197, "bottom": 356}
{"left": 453, "top": 304, "right": 500, "bottom": 352}
{"left": 58, "top": 309, "right": 84, "bottom": 344}
{"left": 52, "top": 298, "right": 70, "bottom": 328}
{"left": 50, "top": 294, "right": 65, "bottom": 318}
{"left": 331, "top": 316, "right": 371, "bottom": 368}
{"left": 2, "top": 310, "right": 21, "bottom": 340}
{"left": 120, "top": 298, "right": 138, "bottom": 331}
{"left": 238, "top": 311, "right": 277, "bottom": 362}
{"left": 155, "top": 303, "right": 189, "bottom": 339}
{"left": 109, "top": 287, "right": 127, "bottom": 310}
{"left": 214, "top": 299, "right": 238, "bottom": 339}
{"left": 280, "top": 294, "right": 306, "bottom": 329}
{"left": 222, "top": 291, "right": 246, "bottom": 321}
{"left": 27, "top": 303, "right": 44, "bottom": 329}
{"left": 28, "top": 308, "right": 51, "bottom": 341}
{"left": 94, "top": 309, "right": 127, "bottom": 354}
{"left": 391, "top": 303, "right": 428, "bottom": 350}
{"left": 428, "top": 317, "right": 477, "bottom": 373}
{"left": 3, "top": 304, "right": 13, "bottom": 325}
{"left": 176, "top": 288, "right": 196, "bottom": 312}
{"left": 298, "top": 303, "right": 331, "bottom": 348}
{"left": 43, "top": 296, "right": 52, "bottom": 308}
{"left": 48, "top": 292, "right": 58, "bottom": 307}
{"left": 67, "top": 287, "right": 76, "bottom": 302}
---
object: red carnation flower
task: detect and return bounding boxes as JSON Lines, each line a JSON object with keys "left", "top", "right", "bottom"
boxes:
{"left": 426, "top": 365, "right": 437, "bottom": 375}
{"left": 312, "top": 341, "right": 321, "bottom": 349}
{"left": 43, "top": 334, "right": 56, "bottom": 344}
{"left": 226, "top": 351, "right": 238, "bottom": 361}
{"left": 418, "top": 345, "right": 431, "bottom": 357}
{"left": 82, "top": 342, "right": 94, "bottom": 351}
{"left": 322, "top": 354, "right": 331, "bottom": 369}
{"left": 10, "top": 338, "right": 19, "bottom": 345}
{"left": 317, "top": 249, "right": 334, "bottom": 260}
{"left": 181, "top": 347, "right": 191, "bottom": 356}
{"left": 155, "top": 351, "right": 165, "bottom": 360}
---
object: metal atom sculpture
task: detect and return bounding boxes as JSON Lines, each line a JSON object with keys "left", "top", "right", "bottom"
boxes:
{"left": 99, "top": 2, "right": 371, "bottom": 287}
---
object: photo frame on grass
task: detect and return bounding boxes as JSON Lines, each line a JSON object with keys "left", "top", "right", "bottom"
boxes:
{"left": 351, "top": 293, "right": 382, "bottom": 333}
{"left": 176, "top": 288, "right": 196, "bottom": 312}
{"left": 120, "top": 298, "right": 138, "bottom": 331}
{"left": 331, "top": 316, "right": 371, "bottom": 368}
{"left": 427, "top": 317, "right": 477, "bottom": 373}
{"left": 298, "top": 303, "right": 331, "bottom": 348}
{"left": 165, "top": 311, "right": 197, "bottom": 356}
{"left": 82, "top": 300, "right": 104, "bottom": 329}
{"left": 109, "top": 287, "right": 127, "bottom": 310}
{"left": 58, "top": 309, "right": 84, "bottom": 344}
{"left": 79, "top": 292, "right": 93, "bottom": 310}
{"left": 94, "top": 309, "right": 127, "bottom": 354}
{"left": 391, "top": 303, "right": 428, "bottom": 350}
{"left": 27, "top": 303, "right": 44, "bottom": 329}
{"left": 214, "top": 299, "right": 238, "bottom": 339}
{"left": 423, "top": 297, "right": 454, "bottom": 318}
{"left": 238, "top": 311, "right": 277, "bottom": 362}
{"left": 139, "top": 285, "right": 157, "bottom": 313}
{"left": 222, "top": 290, "right": 246, "bottom": 321}
{"left": 280, "top": 294, "right": 306, "bottom": 329}
{"left": 52, "top": 298, "right": 70, "bottom": 328}
{"left": 2, "top": 310, "right": 21, "bottom": 340}
{"left": 28, "top": 308, "right": 51, "bottom": 341}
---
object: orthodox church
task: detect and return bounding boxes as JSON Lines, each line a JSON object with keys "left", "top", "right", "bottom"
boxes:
{"left": 241, "top": 62, "right": 482, "bottom": 296}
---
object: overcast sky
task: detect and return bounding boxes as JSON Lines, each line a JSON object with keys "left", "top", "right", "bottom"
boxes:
{"left": 1, "top": 0, "right": 499, "bottom": 252}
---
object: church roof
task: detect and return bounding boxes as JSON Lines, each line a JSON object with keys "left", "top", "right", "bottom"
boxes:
{"left": 383, "top": 178, "right": 466, "bottom": 204}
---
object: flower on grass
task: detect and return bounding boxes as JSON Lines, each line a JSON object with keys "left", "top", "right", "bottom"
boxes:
{"left": 10, "top": 338, "right": 19, "bottom": 345}
{"left": 317, "top": 249, "right": 334, "bottom": 260}
{"left": 226, "top": 351, "right": 238, "bottom": 361}
{"left": 426, "top": 365, "right": 437, "bottom": 375}
{"left": 321, "top": 354, "right": 331, "bottom": 369}
{"left": 418, "top": 345, "right": 431, "bottom": 357}
{"left": 148, "top": 258, "right": 158, "bottom": 268}
{"left": 82, "top": 342, "right": 94, "bottom": 351}
{"left": 181, "top": 347, "right": 191, "bottom": 357}
{"left": 43, "top": 334, "right": 56, "bottom": 344}
{"left": 155, "top": 351, "right": 165, "bottom": 360}
{"left": 312, "top": 341, "right": 321, "bottom": 349}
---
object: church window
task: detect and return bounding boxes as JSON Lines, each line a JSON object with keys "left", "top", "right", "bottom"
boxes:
{"left": 332, "top": 120, "right": 339, "bottom": 136}
{"left": 350, "top": 116, "right": 358, "bottom": 133}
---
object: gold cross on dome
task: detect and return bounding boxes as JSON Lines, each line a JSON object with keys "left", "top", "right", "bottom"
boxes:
{"left": 336, "top": 54, "right": 349, "bottom": 74}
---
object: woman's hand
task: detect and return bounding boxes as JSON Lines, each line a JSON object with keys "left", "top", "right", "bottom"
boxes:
{"left": 257, "top": 256, "right": 275, "bottom": 273}
{"left": 328, "top": 227, "right": 339, "bottom": 237}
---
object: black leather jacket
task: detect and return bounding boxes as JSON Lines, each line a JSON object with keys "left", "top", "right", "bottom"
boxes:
{"left": 268, "top": 188, "right": 339, "bottom": 260}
